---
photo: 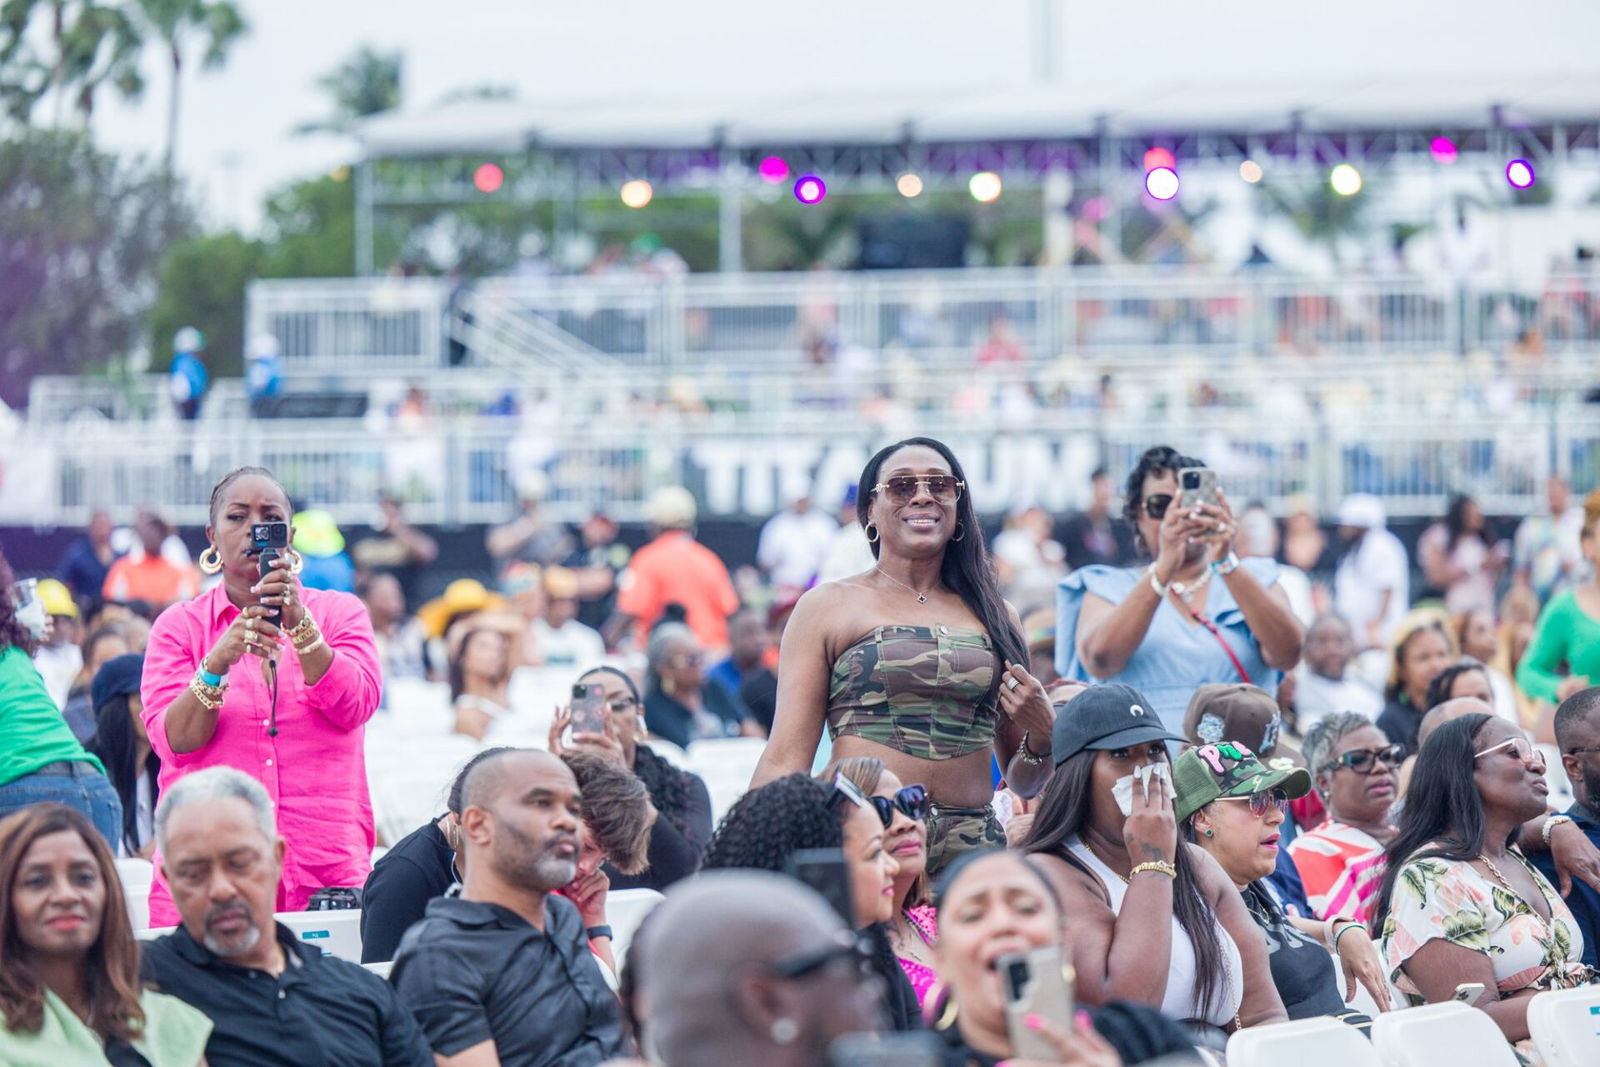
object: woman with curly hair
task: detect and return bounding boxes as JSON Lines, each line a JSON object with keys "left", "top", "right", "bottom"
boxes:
{"left": 0, "top": 546, "right": 122, "bottom": 844}
{"left": 701, "top": 772, "right": 920, "bottom": 1031}
{"left": 548, "top": 665, "right": 714, "bottom": 893}
{"left": 0, "top": 803, "right": 210, "bottom": 1063}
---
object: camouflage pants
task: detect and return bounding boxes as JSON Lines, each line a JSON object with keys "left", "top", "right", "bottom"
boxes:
{"left": 925, "top": 803, "right": 1004, "bottom": 878}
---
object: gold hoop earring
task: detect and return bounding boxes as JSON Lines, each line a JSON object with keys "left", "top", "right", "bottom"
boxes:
{"left": 865, "top": 522, "right": 879, "bottom": 544}
{"left": 951, "top": 523, "right": 965, "bottom": 543}
{"left": 199, "top": 546, "right": 222, "bottom": 574}
{"left": 934, "top": 990, "right": 958, "bottom": 1030}
{"left": 287, "top": 549, "right": 304, "bottom": 576}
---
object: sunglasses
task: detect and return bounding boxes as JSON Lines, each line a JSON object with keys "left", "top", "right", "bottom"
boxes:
{"left": 770, "top": 936, "right": 876, "bottom": 982}
{"left": 1216, "top": 787, "right": 1290, "bottom": 818}
{"left": 1474, "top": 736, "right": 1546, "bottom": 770}
{"left": 1322, "top": 745, "right": 1405, "bottom": 775}
{"left": 872, "top": 475, "right": 965, "bottom": 504}
{"left": 828, "top": 773, "right": 873, "bottom": 816}
{"left": 867, "top": 783, "right": 930, "bottom": 828}
{"left": 1143, "top": 493, "right": 1174, "bottom": 521}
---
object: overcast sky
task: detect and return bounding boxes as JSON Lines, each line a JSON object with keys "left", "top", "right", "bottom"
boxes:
{"left": 90, "top": 0, "right": 1600, "bottom": 232}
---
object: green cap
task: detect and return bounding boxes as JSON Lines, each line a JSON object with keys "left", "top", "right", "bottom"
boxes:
{"left": 1172, "top": 741, "right": 1313, "bottom": 824}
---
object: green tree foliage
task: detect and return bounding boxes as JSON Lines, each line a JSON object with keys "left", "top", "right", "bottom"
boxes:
{"left": 295, "top": 44, "right": 401, "bottom": 136}
{"left": 0, "top": 0, "right": 145, "bottom": 125}
{"left": 258, "top": 172, "right": 356, "bottom": 277}
{"left": 147, "top": 230, "right": 259, "bottom": 378}
{"left": 126, "top": 0, "right": 248, "bottom": 172}
{"left": 0, "top": 130, "right": 191, "bottom": 406}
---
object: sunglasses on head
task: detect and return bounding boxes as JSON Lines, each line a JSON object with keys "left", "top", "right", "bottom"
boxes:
{"left": 1474, "top": 736, "right": 1546, "bottom": 770}
{"left": 828, "top": 773, "right": 873, "bottom": 816}
{"left": 872, "top": 475, "right": 965, "bottom": 504}
{"left": 1216, "top": 786, "right": 1290, "bottom": 818}
{"left": 866, "top": 783, "right": 930, "bottom": 828}
{"left": 1143, "top": 493, "right": 1174, "bottom": 520}
{"left": 1321, "top": 745, "right": 1405, "bottom": 775}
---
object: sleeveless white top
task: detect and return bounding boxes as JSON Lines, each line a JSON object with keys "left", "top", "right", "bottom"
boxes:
{"left": 1066, "top": 835, "right": 1244, "bottom": 1026}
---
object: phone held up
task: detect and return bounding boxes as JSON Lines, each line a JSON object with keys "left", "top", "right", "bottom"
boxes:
{"left": 1176, "top": 466, "right": 1221, "bottom": 513}
{"left": 999, "top": 945, "right": 1075, "bottom": 1060}
{"left": 570, "top": 682, "right": 608, "bottom": 736}
{"left": 786, "top": 847, "right": 856, "bottom": 929}
{"left": 251, "top": 521, "right": 290, "bottom": 624}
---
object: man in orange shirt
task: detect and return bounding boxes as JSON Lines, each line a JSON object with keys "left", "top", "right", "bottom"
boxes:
{"left": 611, "top": 487, "right": 739, "bottom": 654}
{"left": 102, "top": 509, "right": 201, "bottom": 611}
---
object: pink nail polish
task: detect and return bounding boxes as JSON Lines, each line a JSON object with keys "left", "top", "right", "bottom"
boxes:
{"left": 1024, "top": 1013, "right": 1044, "bottom": 1030}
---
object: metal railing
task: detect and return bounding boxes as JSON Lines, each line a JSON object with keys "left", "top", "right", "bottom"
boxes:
{"left": 10, "top": 407, "right": 1600, "bottom": 528}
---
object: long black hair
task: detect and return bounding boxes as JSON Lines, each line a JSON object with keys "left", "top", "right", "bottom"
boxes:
{"left": 1021, "top": 748, "right": 1225, "bottom": 1020}
{"left": 86, "top": 695, "right": 160, "bottom": 855}
{"left": 1121, "top": 445, "right": 1203, "bottom": 557}
{"left": 0, "top": 547, "right": 38, "bottom": 657}
{"left": 1443, "top": 493, "right": 1490, "bottom": 553}
{"left": 1424, "top": 658, "right": 1491, "bottom": 711}
{"left": 1369, "top": 713, "right": 1499, "bottom": 934}
{"left": 579, "top": 665, "right": 704, "bottom": 846}
{"left": 857, "top": 437, "right": 1026, "bottom": 671}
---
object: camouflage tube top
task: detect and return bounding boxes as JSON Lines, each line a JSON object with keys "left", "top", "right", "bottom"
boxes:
{"left": 826, "top": 624, "right": 1000, "bottom": 760}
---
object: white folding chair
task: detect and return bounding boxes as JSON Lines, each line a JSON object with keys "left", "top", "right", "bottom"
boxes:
{"left": 1227, "top": 1016, "right": 1381, "bottom": 1067}
{"left": 276, "top": 909, "right": 364, "bottom": 962}
{"left": 115, "top": 857, "right": 154, "bottom": 932}
{"left": 1370, "top": 1000, "right": 1519, "bottom": 1067}
{"left": 1527, "top": 985, "right": 1600, "bottom": 1067}
{"left": 605, "top": 888, "right": 665, "bottom": 973}
{"left": 362, "top": 960, "right": 395, "bottom": 979}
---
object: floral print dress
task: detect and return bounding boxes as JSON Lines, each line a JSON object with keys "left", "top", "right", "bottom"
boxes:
{"left": 1380, "top": 847, "right": 1595, "bottom": 1065}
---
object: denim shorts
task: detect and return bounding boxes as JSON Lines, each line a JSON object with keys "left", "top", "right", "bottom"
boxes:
{"left": 0, "top": 762, "right": 123, "bottom": 849}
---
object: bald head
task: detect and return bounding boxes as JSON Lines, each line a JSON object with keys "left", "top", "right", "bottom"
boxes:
{"left": 638, "top": 871, "right": 875, "bottom": 1065}
{"left": 461, "top": 748, "right": 574, "bottom": 811}
{"left": 1419, "top": 698, "right": 1495, "bottom": 749}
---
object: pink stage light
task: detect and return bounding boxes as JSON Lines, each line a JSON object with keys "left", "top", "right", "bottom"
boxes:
{"left": 1143, "top": 147, "right": 1176, "bottom": 172}
{"left": 1506, "top": 159, "right": 1536, "bottom": 189}
{"left": 473, "top": 163, "right": 504, "bottom": 194}
{"left": 759, "top": 157, "right": 790, "bottom": 183}
{"left": 1430, "top": 137, "right": 1459, "bottom": 164}
{"left": 794, "top": 175, "right": 827, "bottom": 204}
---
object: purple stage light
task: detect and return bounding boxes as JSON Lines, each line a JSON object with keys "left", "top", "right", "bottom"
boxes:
{"left": 794, "top": 175, "right": 827, "bottom": 204}
{"left": 759, "top": 157, "right": 789, "bottom": 183}
{"left": 1430, "top": 137, "right": 1459, "bottom": 164}
{"left": 1506, "top": 159, "right": 1536, "bottom": 189}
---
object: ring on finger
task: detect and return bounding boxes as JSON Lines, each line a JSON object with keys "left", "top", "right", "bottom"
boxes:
{"left": 245, "top": 617, "right": 256, "bottom": 632}
{"left": 1006, "top": 676, "right": 1021, "bottom": 691}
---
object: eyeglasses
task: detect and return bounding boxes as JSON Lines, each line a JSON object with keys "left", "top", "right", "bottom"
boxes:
{"left": 872, "top": 475, "right": 965, "bottom": 504}
{"left": 1143, "top": 493, "right": 1174, "bottom": 521}
{"left": 828, "top": 773, "right": 873, "bottom": 816}
{"left": 606, "top": 697, "right": 639, "bottom": 715}
{"left": 1474, "top": 736, "right": 1546, "bottom": 770}
{"left": 1216, "top": 787, "right": 1291, "bottom": 818}
{"left": 770, "top": 936, "right": 876, "bottom": 982}
{"left": 1321, "top": 745, "right": 1405, "bottom": 775}
{"left": 668, "top": 652, "right": 704, "bottom": 668}
{"left": 867, "top": 783, "right": 930, "bottom": 828}
{"left": 1564, "top": 745, "right": 1600, "bottom": 758}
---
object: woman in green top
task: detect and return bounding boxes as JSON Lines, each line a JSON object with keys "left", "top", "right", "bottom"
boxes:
{"left": 0, "top": 803, "right": 211, "bottom": 1065}
{"left": 1517, "top": 490, "right": 1600, "bottom": 711}
{"left": 0, "top": 548, "right": 122, "bottom": 845}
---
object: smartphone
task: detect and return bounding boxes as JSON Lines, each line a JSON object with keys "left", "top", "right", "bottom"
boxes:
{"left": 1453, "top": 981, "right": 1487, "bottom": 1006}
{"left": 786, "top": 847, "right": 855, "bottom": 928}
{"left": 827, "top": 1033, "right": 941, "bottom": 1067}
{"left": 251, "top": 522, "right": 290, "bottom": 624}
{"left": 570, "top": 682, "right": 608, "bottom": 735}
{"left": 1176, "top": 466, "right": 1221, "bottom": 513}
{"left": 10, "top": 577, "right": 46, "bottom": 639}
{"left": 1000, "top": 946, "right": 1075, "bottom": 1060}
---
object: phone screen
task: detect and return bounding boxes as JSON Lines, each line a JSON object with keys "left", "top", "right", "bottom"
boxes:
{"left": 787, "top": 847, "right": 855, "bottom": 928}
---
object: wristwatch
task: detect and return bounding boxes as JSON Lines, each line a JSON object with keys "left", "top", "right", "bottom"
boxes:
{"left": 586, "top": 924, "right": 614, "bottom": 941}
{"left": 1542, "top": 814, "right": 1575, "bottom": 848}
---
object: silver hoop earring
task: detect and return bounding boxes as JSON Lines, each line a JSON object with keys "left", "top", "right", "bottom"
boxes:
{"left": 770, "top": 1018, "right": 798, "bottom": 1045}
{"left": 865, "top": 522, "right": 879, "bottom": 544}
{"left": 951, "top": 522, "right": 965, "bottom": 543}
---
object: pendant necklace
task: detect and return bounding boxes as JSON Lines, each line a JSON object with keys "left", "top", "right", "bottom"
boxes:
{"left": 876, "top": 567, "right": 930, "bottom": 603}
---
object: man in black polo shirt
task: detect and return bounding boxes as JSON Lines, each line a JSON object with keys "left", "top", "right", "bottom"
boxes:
{"left": 140, "top": 766, "right": 432, "bottom": 1067}
{"left": 392, "top": 748, "right": 624, "bottom": 1066}
{"left": 1533, "top": 687, "right": 1600, "bottom": 968}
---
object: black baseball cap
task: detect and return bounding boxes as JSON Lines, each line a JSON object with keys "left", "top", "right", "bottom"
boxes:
{"left": 1051, "top": 683, "right": 1187, "bottom": 766}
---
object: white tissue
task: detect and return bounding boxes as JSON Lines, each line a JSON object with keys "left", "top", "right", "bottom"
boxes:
{"left": 1111, "top": 762, "right": 1171, "bottom": 816}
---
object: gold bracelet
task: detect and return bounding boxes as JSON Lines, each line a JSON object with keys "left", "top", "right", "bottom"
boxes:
{"left": 286, "top": 613, "right": 319, "bottom": 646}
{"left": 293, "top": 635, "right": 327, "bottom": 657}
{"left": 1129, "top": 860, "right": 1178, "bottom": 880}
{"left": 189, "top": 673, "right": 226, "bottom": 710}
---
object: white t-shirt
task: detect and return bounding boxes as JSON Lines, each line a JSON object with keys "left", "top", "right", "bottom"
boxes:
{"left": 757, "top": 508, "right": 839, "bottom": 589}
{"left": 533, "top": 618, "right": 606, "bottom": 670}
{"left": 1293, "top": 668, "right": 1384, "bottom": 735}
{"left": 1334, "top": 528, "right": 1410, "bottom": 647}
{"left": 817, "top": 522, "right": 877, "bottom": 584}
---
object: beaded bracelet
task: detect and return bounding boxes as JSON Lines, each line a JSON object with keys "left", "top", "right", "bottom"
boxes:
{"left": 1332, "top": 921, "right": 1364, "bottom": 954}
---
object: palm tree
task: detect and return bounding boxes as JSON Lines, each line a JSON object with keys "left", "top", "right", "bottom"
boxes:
{"left": 294, "top": 44, "right": 402, "bottom": 136}
{"left": 0, "top": 0, "right": 142, "bottom": 125}
{"left": 128, "top": 0, "right": 247, "bottom": 173}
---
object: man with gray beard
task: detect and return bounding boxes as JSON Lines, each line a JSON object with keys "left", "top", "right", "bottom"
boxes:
{"left": 140, "top": 766, "right": 431, "bottom": 1066}
{"left": 391, "top": 748, "right": 624, "bottom": 1066}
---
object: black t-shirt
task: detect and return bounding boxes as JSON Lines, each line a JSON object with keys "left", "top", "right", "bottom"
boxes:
{"left": 141, "top": 923, "right": 432, "bottom": 1067}
{"left": 1241, "top": 882, "right": 1366, "bottom": 1025}
{"left": 361, "top": 820, "right": 456, "bottom": 963}
{"left": 1376, "top": 698, "right": 1423, "bottom": 755}
{"left": 391, "top": 895, "right": 624, "bottom": 1066}
{"left": 1060, "top": 511, "right": 1136, "bottom": 570}
{"left": 609, "top": 750, "right": 714, "bottom": 893}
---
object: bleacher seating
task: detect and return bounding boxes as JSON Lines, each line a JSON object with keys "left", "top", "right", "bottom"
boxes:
{"left": 1369, "top": 1001, "right": 1519, "bottom": 1067}
{"left": 1226, "top": 1015, "right": 1381, "bottom": 1067}
{"left": 1527, "top": 985, "right": 1600, "bottom": 1067}
{"left": 606, "top": 887, "right": 666, "bottom": 975}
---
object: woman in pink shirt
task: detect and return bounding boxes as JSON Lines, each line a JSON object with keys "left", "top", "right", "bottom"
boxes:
{"left": 140, "top": 467, "right": 381, "bottom": 924}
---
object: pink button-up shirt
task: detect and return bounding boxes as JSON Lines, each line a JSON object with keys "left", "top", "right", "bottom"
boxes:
{"left": 141, "top": 583, "right": 381, "bottom": 925}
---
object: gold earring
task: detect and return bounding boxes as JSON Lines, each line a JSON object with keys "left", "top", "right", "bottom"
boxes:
{"left": 287, "top": 549, "right": 304, "bottom": 576}
{"left": 865, "top": 522, "right": 879, "bottom": 544}
{"left": 199, "top": 546, "right": 222, "bottom": 574}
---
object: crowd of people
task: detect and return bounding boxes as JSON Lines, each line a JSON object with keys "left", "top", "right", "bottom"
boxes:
{"left": 3, "top": 436, "right": 1600, "bottom": 1065}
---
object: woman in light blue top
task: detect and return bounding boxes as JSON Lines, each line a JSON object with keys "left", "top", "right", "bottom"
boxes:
{"left": 1057, "top": 446, "right": 1304, "bottom": 732}
{"left": 0, "top": 803, "right": 210, "bottom": 1066}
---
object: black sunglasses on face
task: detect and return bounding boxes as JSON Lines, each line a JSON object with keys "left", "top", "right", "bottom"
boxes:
{"left": 1144, "top": 494, "right": 1174, "bottom": 521}
{"left": 1322, "top": 745, "right": 1405, "bottom": 775}
{"left": 867, "top": 783, "right": 930, "bottom": 828}
{"left": 770, "top": 937, "right": 876, "bottom": 982}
